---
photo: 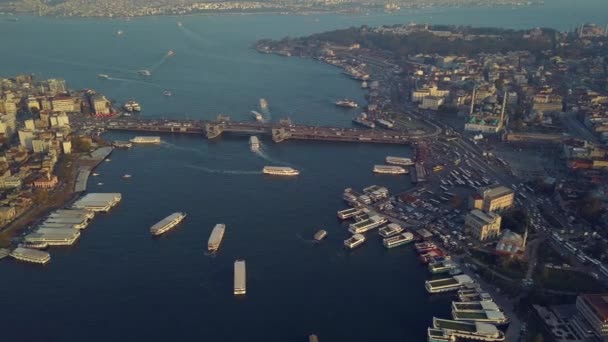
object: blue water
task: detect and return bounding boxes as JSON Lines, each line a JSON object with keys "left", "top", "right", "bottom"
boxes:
{"left": 0, "top": 2, "right": 606, "bottom": 341}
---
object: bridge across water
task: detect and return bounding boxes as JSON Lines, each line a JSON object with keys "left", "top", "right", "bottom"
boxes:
{"left": 103, "top": 117, "right": 434, "bottom": 145}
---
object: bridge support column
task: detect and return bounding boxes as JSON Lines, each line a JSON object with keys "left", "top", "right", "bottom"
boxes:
{"left": 272, "top": 128, "right": 290, "bottom": 143}
{"left": 205, "top": 124, "right": 224, "bottom": 139}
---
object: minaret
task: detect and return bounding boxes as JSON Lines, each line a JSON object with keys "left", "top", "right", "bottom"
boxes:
{"left": 522, "top": 224, "right": 529, "bottom": 250}
{"left": 469, "top": 87, "right": 477, "bottom": 115}
{"left": 499, "top": 91, "right": 508, "bottom": 129}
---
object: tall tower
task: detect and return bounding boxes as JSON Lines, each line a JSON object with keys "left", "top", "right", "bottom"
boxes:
{"left": 469, "top": 87, "right": 477, "bottom": 116}
{"left": 499, "top": 91, "right": 508, "bottom": 129}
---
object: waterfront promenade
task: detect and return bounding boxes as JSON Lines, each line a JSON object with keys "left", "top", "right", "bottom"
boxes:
{"left": 99, "top": 116, "right": 440, "bottom": 145}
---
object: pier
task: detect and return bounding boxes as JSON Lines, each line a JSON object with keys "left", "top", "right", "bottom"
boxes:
{"left": 101, "top": 116, "right": 436, "bottom": 145}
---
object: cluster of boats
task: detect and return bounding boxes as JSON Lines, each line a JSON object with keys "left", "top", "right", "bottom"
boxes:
{"left": 371, "top": 156, "right": 415, "bottom": 175}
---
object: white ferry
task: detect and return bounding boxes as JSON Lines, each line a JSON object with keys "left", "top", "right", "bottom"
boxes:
{"left": 337, "top": 207, "right": 361, "bottom": 220}
{"left": 348, "top": 215, "right": 387, "bottom": 234}
{"left": 379, "top": 223, "right": 404, "bottom": 238}
{"left": 130, "top": 136, "right": 161, "bottom": 144}
{"left": 262, "top": 166, "right": 299, "bottom": 176}
{"left": 425, "top": 275, "right": 475, "bottom": 294}
{"left": 234, "top": 260, "right": 247, "bottom": 295}
{"left": 373, "top": 165, "right": 408, "bottom": 174}
{"left": 259, "top": 98, "right": 268, "bottom": 110}
{"left": 344, "top": 234, "right": 366, "bottom": 249}
{"left": 251, "top": 110, "right": 264, "bottom": 122}
{"left": 314, "top": 229, "right": 328, "bottom": 241}
{"left": 432, "top": 317, "right": 505, "bottom": 342}
{"left": 10, "top": 247, "right": 51, "bottom": 265}
{"left": 428, "top": 260, "right": 458, "bottom": 274}
{"left": 335, "top": 99, "right": 358, "bottom": 108}
{"left": 137, "top": 69, "right": 151, "bottom": 76}
{"left": 385, "top": 156, "right": 414, "bottom": 166}
{"left": 383, "top": 232, "right": 414, "bottom": 248}
{"left": 150, "top": 212, "right": 187, "bottom": 236}
{"left": 208, "top": 224, "right": 226, "bottom": 252}
{"left": 250, "top": 136, "right": 260, "bottom": 152}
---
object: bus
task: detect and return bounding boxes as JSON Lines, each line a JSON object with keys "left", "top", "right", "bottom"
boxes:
{"left": 444, "top": 192, "right": 455, "bottom": 197}
{"left": 518, "top": 193, "right": 528, "bottom": 200}
{"left": 440, "top": 185, "right": 449, "bottom": 191}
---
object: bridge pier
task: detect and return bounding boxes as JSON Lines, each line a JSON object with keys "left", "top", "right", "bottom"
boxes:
{"left": 272, "top": 128, "right": 290, "bottom": 143}
{"left": 205, "top": 123, "right": 224, "bottom": 139}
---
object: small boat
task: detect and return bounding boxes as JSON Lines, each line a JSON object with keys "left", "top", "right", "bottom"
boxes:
{"left": 167, "top": 50, "right": 175, "bottom": 57}
{"left": 123, "top": 174, "right": 132, "bottom": 179}
{"left": 137, "top": 69, "right": 151, "bottom": 76}
{"left": 105, "top": 158, "right": 111, "bottom": 162}
{"left": 314, "top": 230, "right": 327, "bottom": 241}
{"left": 163, "top": 90, "right": 172, "bottom": 97}
{"left": 97, "top": 182, "right": 104, "bottom": 186}
{"left": 92, "top": 173, "right": 100, "bottom": 177}
{"left": 177, "top": 21, "right": 183, "bottom": 27}
{"left": 117, "top": 29, "right": 123, "bottom": 36}
{"left": 97, "top": 74, "right": 110, "bottom": 80}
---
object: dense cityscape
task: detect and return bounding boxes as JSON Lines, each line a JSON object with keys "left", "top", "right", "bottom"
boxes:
{"left": 2, "top": 3, "right": 608, "bottom": 342}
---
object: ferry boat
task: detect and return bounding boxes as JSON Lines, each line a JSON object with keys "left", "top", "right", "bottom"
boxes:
{"left": 352, "top": 113, "right": 375, "bottom": 128}
{"left": 163, "top": 90, "right": 172, "bottom": 97}
{"left": 415, "top": 242, "right": 438, "bottom": 253}
{"left": 452, "top": 301, "right": 500, "bottom": 313}
{"left": 385, "top": 156, "right": 414, "bottom": 166}
{"left": 25, "top": 229, "right": 81, "bottom": 246}
{"left": 428, "top": 260, "right": 458, "bottom": 274}
{"left": 376, "top": 119, "right": 395, "bottom": 129}
{"left": 234, "top": 260, "right": 246, "bottom": 295}
{"left": 361, "top": 81, "right": 368, "bottom": 88}
{"left": 373, "top": 165, "right": 407, "bottom": 174}
{"left": 249, "top": 136, "right": 260, "bottom": 152}
{"left": 18, "top": 241, "right": 49, "bottom": 250}
{"left": 379, "top": 223, "right": 404, "bottom": 238}
{"left": 432, "top": 317, "right": 505, "bottom": 342}
{"left": 452, "top": 309, "right": 509, "bottom": 326}
{"left": 251, "top": 110, "right": 264, "bottom": 122}
{"left": 112, "top": 141, "right": 133, "bottom": 148}
{"left": 335, "top": 99, "right": 358, "bottom": 108}
{"left": 97, "top": 74, "right": 110, "bottom": 80}
{"left": 425, "top": 275, "right": 475, "bottom": 293}
{"left": 259, "top": 98, "right": 268, "bottom": 110}
{"left": 262, "top": 166, "right": 299, "bottom": 176}
{"left": 208, "top": 223, "right": 226, "bottom": 252}
{"left": 123, "top": 100, "right": 141, "bottom": 112}
{"left": 458, "top": 289, "right": 494, "bottom": 303}
{"left": 137, "top": 69, "right": 151, "bottom": 76}
{"left": 92, "top": 173, "right": 100, "bottom": 177}
{"left": 344, "top": 234, "right": 366, "bottom": 249}
{"left": 337, "top": 207, "right": 361, "bottom": 220}
{"left": 130, "top": 136, "right": 161, "bottom": 144}
{"left": 150, "top": 212, "right": 187, "bottom": 236}
{"left": 420, "top": 250, "right": 447, "bottom": 264}
{"left": 10, "top": 247, "right": 51, "bottom": 265}
{"left": 383, "top": 232, "right": 414, "bottom": 248}
{"left": 314, "top": 230, "right": 327, "bottom": 241}
{"left": 348, "top": 215, "right": 387, "bottom": 234}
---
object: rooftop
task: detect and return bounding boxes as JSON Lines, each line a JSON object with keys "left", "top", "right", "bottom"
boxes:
{"left": 581, "top": 294, "right": 608, "bottom": 321}
{"left": 480, "top": 185, "right": 513, "bottom": 200}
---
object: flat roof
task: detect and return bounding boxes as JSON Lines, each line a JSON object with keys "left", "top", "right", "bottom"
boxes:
{"left": 581, "top": 294, "right": 608, "bottom": 322}
{"left": 480, "top": 185, "right": 513, "bottom": 199}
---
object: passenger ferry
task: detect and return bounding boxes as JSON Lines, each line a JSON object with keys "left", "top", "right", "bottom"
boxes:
{"left": 150, "top": 212, "right": 187, "bottom": 236}
{"left": 379, "top": 223, "right": 404, "bottom": 238}
{"left": 249, "top": 136, "right": 260, "bottom": 152}
{"left": 382, "top": 232, "right": 414, "bottom": 248}
{"left": 375, "top": 119, "right": 395, "bottom": 129}
{"left": 373, "top": 165, "right": 408, "bottom": 174}
{"left": 262, "top": 166, "right": 299, "bottom": 176}
{"left": 234, "top": 260, "right": 246, "bottom": 295}
{"left": 337, "top": 207, "right": 362, "bottom": 220}
{"left": 10, "top": 247, "right": 51, "bottom": 265}
{"left": 386, "top": 156, "right": 414, "bottom": 166}
{"left": 314, "top": 230, "right": 327, "bottom": 241}
{"left": 428, "top": 260, "right": 458, "bottom": 274}
{"left": 344, "top": 234, "right": 366, "bottom": 249}
{"left": 432, "top": 317, "right": 505, "bottom": 341}
{"left": 208, "top": 224, "right": 226, "bottom": 252}
{"left": 452, "top": 303, "right": 508, "bottom": 325}
{"left": 18, "top": 241, "right": 49, "bottom": 250}
{"left": 335, "top": 99, "right": 358, "bottom": 108}
{"left": 425, "top": 275, "right": 475, "bottom": 293}
{"left": 130, "top": 136, "right": 161, "bottom": 144}
{"left": 348, "top": 215, "right": 387, "bottom": 234}
{"left": 415, "top": 242, "right": 438, "bottom": 253}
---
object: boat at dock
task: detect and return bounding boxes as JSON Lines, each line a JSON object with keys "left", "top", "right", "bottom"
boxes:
{"left": 425, "top": 275, "right": 475, "bottom": 294}
{"left": 112, "top": 141, "right": 133, "bottom": 148}
{"left": 18, "top": 241, "right": 49, "bottom": 250}
{"left": 383, "top": 232, "right": 414, "bottom": 248}
{"left": 251, "top": 110, "right": 264, "bottom": 122}
{"left": 234, "top": 260, "right": 246, "bottom": 295}
{"left": 428, "top": 260, "right": 458, "bottom": 274}
{"left": 386, "top": 156, "right": 414, "bottom": 166}
{"left": 376, "top": 119, "right": 395, "bottom": 129}
{"left": 352, "top": 113, "right": 375, "bottom": 128}
{"left": 337, "top": 207, "right": 362, "bottom": 220}
{"left": 415, "top": 242, "right": 438, "bottom": 253}
{"left": 348, "top": 215, "right": 387, "bottom": 234}
{"left": 249, "top": 136, "right": 260, "bottom": 152}
{"left": 379, "top": 223, "right": 404, "bottom": 238}
{"left": 314, "top": 230, "right": 327, "bottom": 241}
{"left": 344, "top": 234, "right": 366, "bottom": 249}
{"left": 130, "top": 136, "right": 161, "bottom": 144}
{"left": 335, "top": 99, "right": 358, "bottom": 108}
{"left": 10, "top": 247, "right": 51, "bottom": 265}
{"left": 431, "top": 317, "right": 505, "bottom": 342}
{"left": 208, "top": 224, "right": 226, "bottom": 252}
{"left": 150, "top": 212, "right": 187, "bottom": 236}
{"left": 262, "top": 166, "right": 299, "bottom": 176}
{"left": 373, "top": 165, "right": 408, "bottom": 174}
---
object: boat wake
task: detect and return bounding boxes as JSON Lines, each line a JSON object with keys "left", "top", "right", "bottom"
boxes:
{"left": 296, "top": 233, "right": 318, "bottom": 245}
{"left": 253, "top": 145, "right": 293, "bottom": 167}
{"left": 185, "top": 164, "right": 261, "bottom": 175}
{"left": 148, "top": 53, "right": 169, "bottom": 73}
{"left": 204, "top": 251, "right": 218, "bottom": 258}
